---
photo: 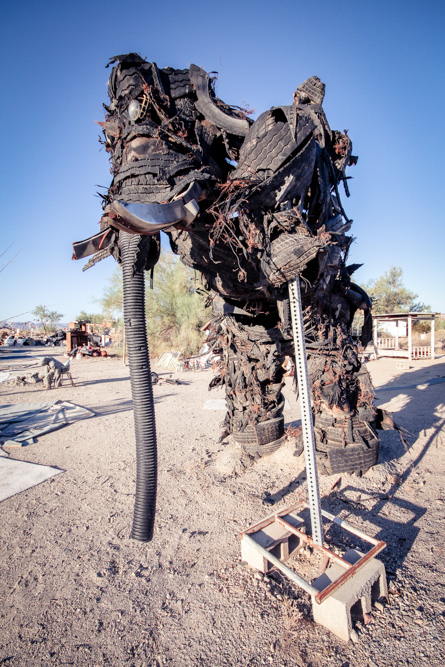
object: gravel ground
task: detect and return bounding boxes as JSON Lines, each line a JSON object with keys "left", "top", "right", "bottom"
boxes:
{"left": 0, "top": 347, "right": 444, "bottom": 666}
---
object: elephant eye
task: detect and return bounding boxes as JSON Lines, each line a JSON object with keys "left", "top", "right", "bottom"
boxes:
{"left": 128, "top": 99, "right": 141, "bottom": 121}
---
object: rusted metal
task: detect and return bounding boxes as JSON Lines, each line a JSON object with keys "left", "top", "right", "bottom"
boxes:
{"left": 240, "top": 500, "right": 306, "bottom": 537}
{"left": 275, "top": 516, "right": 353, "bottom": 570}
{"left": 241, "top": 501, "right": 386, "bottom": 606}
{"left": 241, "top": 534, "right": 319, "bottom": 596}
{"left": 242, "top": 501, "right": 386, "bottom": 606}
{"left": 314, "top": 541, "right": 387, "bottom": 604}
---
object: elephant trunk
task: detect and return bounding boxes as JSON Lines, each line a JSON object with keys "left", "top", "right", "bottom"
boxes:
{"left": 120, "top": 231, "right": 157, "bottom": 542}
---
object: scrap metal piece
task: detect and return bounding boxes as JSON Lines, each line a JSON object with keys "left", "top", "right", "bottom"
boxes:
{"left": 82, "top": 247, "right": 113, "bottom": 271}
{"left": 72, "top": 228, "right": 113, "bottom": 260}
{"left": 110, "top": 182, "right": 202, "bottom": 234}
{"left": 110, "top": 199, "right": 187, "bottom": 234}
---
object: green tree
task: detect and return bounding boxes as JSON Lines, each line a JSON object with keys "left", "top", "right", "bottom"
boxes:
{"left": 145, "top": 253, "right": 210, "bottom": 356}
{"left": 32, "top": 305, "right": 64, "bottom": 334}
{"left": 100, "top": 269, "right": 124, "bottom": 322}
{"left": 100, "top": 253, "right": 210, "bottom": 356}
{"left": 365, "top": 267, "right": 429, "bottom": 314}
{"left": 75, "top": 311, "right": 105, "bottom": 324}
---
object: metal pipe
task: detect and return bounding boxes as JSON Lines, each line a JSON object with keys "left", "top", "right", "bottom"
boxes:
{"left": 242, "top": 534, "right": 318, "bottom": 596}
{"left": 313, "top": 506, "right": 380, "bottom": 545}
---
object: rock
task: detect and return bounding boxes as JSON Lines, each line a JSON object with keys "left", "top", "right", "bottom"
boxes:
{"left": 350, "top": 629, "right": 359, "bottom": 643}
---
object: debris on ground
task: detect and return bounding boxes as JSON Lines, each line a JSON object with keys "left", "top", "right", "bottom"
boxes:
{"left": 0, "top": 352, "right": 444, "bottom": 664}
{"left": 0, "top": 400, "right": 94, "bottom": 447}
{"left": 0, "top": 456, "right": 63, "bottom": 502}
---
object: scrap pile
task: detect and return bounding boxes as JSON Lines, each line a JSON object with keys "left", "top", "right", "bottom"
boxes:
{"left": 74, "top": 54, "right": 378, "bottom": 474}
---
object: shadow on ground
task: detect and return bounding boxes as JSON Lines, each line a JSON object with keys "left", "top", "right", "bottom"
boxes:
{"left": 259, "top": 359, "right": 445, "bottom": 573}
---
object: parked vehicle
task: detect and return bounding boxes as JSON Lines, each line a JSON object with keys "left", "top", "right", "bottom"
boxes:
{"left": 33, "top": 338, "right": 45, "bottom": 346}
{"left": 45, "top": 330, "right": 66, "bottom": 346}
{"left": 23, "top": 337, "right": 37, "bottom": 346}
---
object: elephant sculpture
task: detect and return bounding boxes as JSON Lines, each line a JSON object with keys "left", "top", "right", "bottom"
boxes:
{"left": 73, "top": 53, "right": 379, "bottom": 541}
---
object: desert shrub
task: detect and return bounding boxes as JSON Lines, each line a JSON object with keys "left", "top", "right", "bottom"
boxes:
{"left": 100, "top": 253, "right": 210, "bottom": 358}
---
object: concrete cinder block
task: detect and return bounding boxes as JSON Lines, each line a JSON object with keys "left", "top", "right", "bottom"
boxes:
{"left": 241, "top": 513, "right": 303, "bottom": 573}
{"left": 311, "top": 549, "right": 387, "bottom": 642}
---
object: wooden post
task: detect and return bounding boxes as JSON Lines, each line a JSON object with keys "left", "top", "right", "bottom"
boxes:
{"left": 407, "top": 315, "right": 412, "bottom": 361}
{"left": 431, "top": 315, "right": 435, "bottom": 359}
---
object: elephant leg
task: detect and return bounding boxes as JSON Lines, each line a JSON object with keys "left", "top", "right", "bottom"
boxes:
{"left": 216, "top": 316, "right": 286, "bottom": 456}
{"left": 308, "top": 327, "right": 380, "bottom": 476}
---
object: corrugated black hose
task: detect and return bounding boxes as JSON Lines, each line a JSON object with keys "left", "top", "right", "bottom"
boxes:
{"left": 120, "top": 231, "right": 157, "bottom": 542}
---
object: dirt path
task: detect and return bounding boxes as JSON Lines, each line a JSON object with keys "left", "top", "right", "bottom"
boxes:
{"left": 0, "top": 348, "right": 444, "bottom": 665}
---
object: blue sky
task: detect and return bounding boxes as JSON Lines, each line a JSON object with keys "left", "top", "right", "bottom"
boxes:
{"left": 1, "top": 0, "right": 444, "bottom": 323}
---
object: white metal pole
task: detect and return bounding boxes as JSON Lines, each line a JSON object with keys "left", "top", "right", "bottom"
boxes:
{"left": 431, "top": 316, "right": 435, "bottom": 359}
{"left": 288, "top": 278, "right": 323, "bottom": 546}
{"left": 408, "top": 315, "right": 412, "bottom": 360}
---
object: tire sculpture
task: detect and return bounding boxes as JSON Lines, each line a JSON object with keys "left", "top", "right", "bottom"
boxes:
{"left": 74, "top": 54, "right": 379, "bottom": 540}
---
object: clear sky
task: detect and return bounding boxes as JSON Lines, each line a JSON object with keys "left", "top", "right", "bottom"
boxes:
{"left": 1, "top": 0, "right": 444, "bottom": 323}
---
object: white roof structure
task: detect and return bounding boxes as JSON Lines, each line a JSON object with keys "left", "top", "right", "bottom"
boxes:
{"left": 372, "top": 312, "right": 438, "bottom": 360}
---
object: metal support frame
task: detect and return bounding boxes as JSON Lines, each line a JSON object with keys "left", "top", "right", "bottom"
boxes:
{"left": 240, "top": 502, "right": 386, "bottom": 605}
{"left": 288, "top": 277, "right": 323, "bottom": 545}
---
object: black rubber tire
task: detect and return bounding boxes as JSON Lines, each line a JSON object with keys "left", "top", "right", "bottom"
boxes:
{"left": 234, "top": 109, "right": 295, "bottom": 178}
{"left": 189, "top": 64, "right": 250, "bottom": 137}
{"left": 232, "top": 425, "right": 257, "bottom": 446}
{"left": 263, "top": 233, "right": 328, "bottom": 287}
{"left": 241, "top": 435, "right": 286, "bottom": 457}
{"left": 234, "top": 106, "right": 315, "bottom": 179}
{"left": 233, "top": 416, "right": 284, "bottom": 446}
{"left": 327, "top": 439, "right": 380, "bottom": 475}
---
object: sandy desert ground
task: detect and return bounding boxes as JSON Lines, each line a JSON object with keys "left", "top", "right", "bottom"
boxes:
{"left": 0, "top": 346, "right": 444, "bottom": 666}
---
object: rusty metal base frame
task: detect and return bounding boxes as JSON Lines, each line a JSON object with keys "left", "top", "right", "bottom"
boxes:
{"left": 240, "top": 500, "right": 386, "bottom": 605}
